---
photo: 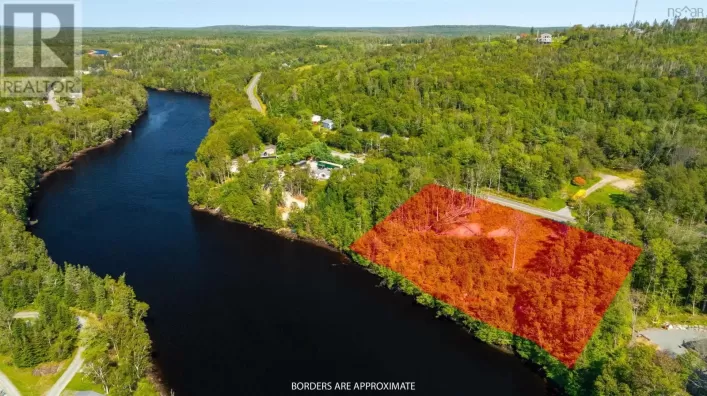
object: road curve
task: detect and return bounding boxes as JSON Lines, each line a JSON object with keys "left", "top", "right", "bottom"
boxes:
{"left": 8, "top": 312, "right": 88, "bottom": 396}
{"left": 584, "top": 173, "right": 620, "bottom": 197}
{"left": 483, "top": 193, "right": 576, "bottom": 223}
{"left": 0, "top": 312, "right": 39, "bottom": 396}
{"left": 246, "top": 72, "right": 264, "bottom": 113}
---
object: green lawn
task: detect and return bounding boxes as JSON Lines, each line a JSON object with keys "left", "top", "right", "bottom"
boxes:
{"left": 585, "top": 185, "right": 632, "bottom": 207}
{"left": 0, "top": 354, "right": 70, "bottom": 396}
{"left": 66, "top": 373, "right": 105, "bottom": 394}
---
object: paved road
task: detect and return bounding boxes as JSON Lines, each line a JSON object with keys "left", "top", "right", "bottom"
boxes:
{"left": 483, "top": 193, "right": 576, "bottom": 223}
{"left": 0, "top": 368, "right": 21, "bottom": 396}
{"left": 246, "top": 72, "right": 264, "bottom": 113}
{"left": 639, "top": 328, "right": 707, "bottom": 355}
{"left": 45, "top": 345, "right": 85, "bottom": 396}
{"left": 8, "top": 312, "right": 88, "bottom": 396}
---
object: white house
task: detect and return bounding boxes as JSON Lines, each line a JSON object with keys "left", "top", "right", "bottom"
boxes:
{"left": 312, "top": 114, "right": 322, "bottom": 125}
{"left": 322, "top": 119, "right": 335, "bottom": 130}
{"left": 538, "top": 33, "right": 553, "bottom": 44}
{"left": 3, "top": 106, "right": 12, "bottom": 113}
{"left": 261, "top": 144, "right": 277, "bottom": 158}
{"left": 22, "top": 101, "right": 33, "bottom": 108}
{"left": 313, "top": 168, "right": 332, "bottom": 181}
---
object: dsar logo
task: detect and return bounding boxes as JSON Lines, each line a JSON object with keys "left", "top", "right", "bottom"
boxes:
{"left": 668, "top": 6, "right": 705, "bottom": 20}
{"left": 1, "top": 0, "right": 82, "bottom": 97}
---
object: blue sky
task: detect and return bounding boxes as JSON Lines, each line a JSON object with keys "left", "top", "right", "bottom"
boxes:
{"left": 83, "top": 0, "right": 687, "bottom": 28}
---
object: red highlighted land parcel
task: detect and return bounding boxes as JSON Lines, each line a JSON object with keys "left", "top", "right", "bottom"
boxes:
{"left": 350, "top": 184, "right": 641, "bottom": 367}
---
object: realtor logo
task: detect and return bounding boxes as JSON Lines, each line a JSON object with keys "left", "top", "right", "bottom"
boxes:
{"left": 668, "top": 6, "right": 705, "bottom": 19}
{"left": 1, "top": 0, "right": 82, "bottom": 97}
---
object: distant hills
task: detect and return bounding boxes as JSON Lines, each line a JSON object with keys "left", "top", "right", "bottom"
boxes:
{"left": 80, "top": 25, "right": 568, "bottom": 37}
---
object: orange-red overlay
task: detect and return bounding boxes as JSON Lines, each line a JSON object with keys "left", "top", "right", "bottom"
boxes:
{"left": 351, "top": 184, "right": 641, "bottom": 367}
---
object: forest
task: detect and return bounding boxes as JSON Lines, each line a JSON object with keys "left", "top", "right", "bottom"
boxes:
{"left": 0, "top": 76, "right": 157, "bottom": 394}
{"left": 1, "top": 18, "right": 706, "bottom": 395}
{"left": 351, "top": 184, "right": 642, "bottom": 367}
{"left": 142, "top": 20, "right": 706, "bottom": 395}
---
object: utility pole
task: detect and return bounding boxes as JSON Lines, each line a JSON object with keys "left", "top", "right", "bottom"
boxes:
{"left": 632, "top": 0, "right": 639, "bottom": 26}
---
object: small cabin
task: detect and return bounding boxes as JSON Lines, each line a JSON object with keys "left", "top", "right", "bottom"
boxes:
{"left": 537, "top": 33, "right": 552, "bottom": 44}
{"left": 311, "top": 114, "right": 322, "bottom": 125}
{"left": 322, "top": 119, "right": 335, "bottom": 130}
{"left": 313, "top": 168, "right": 332, "bottom": 181}
{"left": 261, "top": 144, "right": 277, "bottom": 158}
{"left": 89, "top": 49, "right": 109, "bottom": 56}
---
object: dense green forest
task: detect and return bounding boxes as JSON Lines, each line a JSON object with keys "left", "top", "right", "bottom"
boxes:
{"left": 3, "top": 19, "right": 707, "bottom": 395}
{"left": 0, "top": 76, "right": 157, "bottom": 394}
{"left": 96, "top": 20, "right": 707, "bottom": 394}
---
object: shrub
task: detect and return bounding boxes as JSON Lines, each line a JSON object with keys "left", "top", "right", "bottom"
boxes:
{"left": 572, "top": 176, "right": 587, "bottom": 186}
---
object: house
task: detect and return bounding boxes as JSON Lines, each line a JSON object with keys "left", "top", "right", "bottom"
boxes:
{"left": 311, "top": 114, "right": 322, "bottom": 125}
{"left": 537, "top": 33, "right": 552, "bottom": 44}
{"left": 322, "top": 119, "right": 335, "bottom": 130}
{"left": 313, "top": 168, "right": 332, "bottom": 181}
{"left": 261, "top": 144, "right": 277, "bottom": 158}
{"left": 3, "top": 106, "right": 12, "bottom": 113}
{"left": 380, "top": 134, "right": 391, "bottom": 139}
{"left": 69, "top": 92, "right": 83, "bottom": 100}
{"left": 22, "top": 100, "right": 33, "bottom": 108}
{"left": 293, "top": 160, "right": 308, "bottom": 168}
{"left": 89, "top": 49, "right": 109, "bottom": 56}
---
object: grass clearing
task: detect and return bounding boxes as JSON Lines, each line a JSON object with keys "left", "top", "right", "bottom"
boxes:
{"left": 66, "top": 372, "right": 105, "bottom": 394}
{"left": 0, "top": 354, "right": 70, "bottom": 396}
{"left": 584, "top": 185, "right": 632, "bottom": 207}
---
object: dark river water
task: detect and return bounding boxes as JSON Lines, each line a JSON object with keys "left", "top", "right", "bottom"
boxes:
{"left": 30, "top": 91, "right": 548, "bottom": 395}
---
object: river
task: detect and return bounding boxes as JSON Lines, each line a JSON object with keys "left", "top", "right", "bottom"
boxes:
{"left": 29, "top": 91, "right": 548, "bottom": 395}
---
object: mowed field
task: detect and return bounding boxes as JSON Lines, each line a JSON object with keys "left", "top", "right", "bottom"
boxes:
{"left": 351, "top": 184, "right": 642, "bottom": 367}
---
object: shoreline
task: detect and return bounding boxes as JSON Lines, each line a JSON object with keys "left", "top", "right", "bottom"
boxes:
{"left": 28, "top": 107, "right": 174, "bottom": 395}
{"left": 39, "top": 129, "right": 133, "bottom": 183}
{"left": 30, "top": 88, "right": 551, "bottom": 394}
{"left": 190, "top": 202, "right": 560, "bottom": 391}
{"left": 190, "top": 205, "right": 346, "bottom": 256}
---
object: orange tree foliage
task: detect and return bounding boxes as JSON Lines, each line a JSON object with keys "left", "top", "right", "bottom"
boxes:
{"left": 350, "top": 184, "right": 641, "bottom": 367}
{"left": 572, "top": 176, "right": 587, "bottom": 186}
